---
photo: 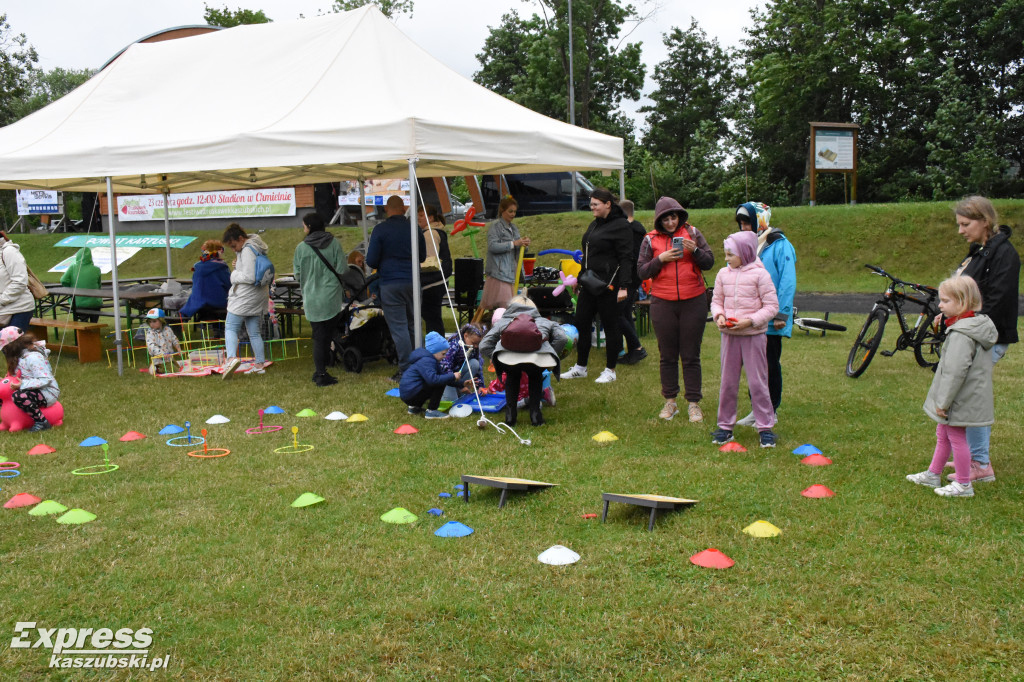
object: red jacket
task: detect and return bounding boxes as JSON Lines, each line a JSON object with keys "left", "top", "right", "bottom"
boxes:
{"left": 637, "top": 224, "right": 714, "bottom": 301}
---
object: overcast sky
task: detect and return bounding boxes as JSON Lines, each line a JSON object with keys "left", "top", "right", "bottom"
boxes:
{"left": 4, "top": 0, "right": 759, "bottom": 130}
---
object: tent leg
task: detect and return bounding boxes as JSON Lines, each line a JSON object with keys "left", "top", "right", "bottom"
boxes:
{"left": 619, "top": 168, "right": 626, "bottom": 202}
{"left": 106, "top": 177, "right": 124, "bottom": 377}
{"left": 163, "top": 191, "right": 173, "bottom": 279}
{"left": 359, "top": 175, "right": 368, "bottom": 249}
{"left": 409, "top": 159, "right": 422, "bottom": 348}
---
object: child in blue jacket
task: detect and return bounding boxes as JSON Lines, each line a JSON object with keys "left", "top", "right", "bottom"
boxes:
{"left": 399, "top": 331, "right": 463, "bottom": 419}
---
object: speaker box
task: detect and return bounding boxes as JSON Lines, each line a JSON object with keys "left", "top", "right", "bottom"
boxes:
{"left": 527, "top": 286, "right": 573, "bottom": 311}
{"left": 454, "top": 258, "right": 484, "bottom": 291}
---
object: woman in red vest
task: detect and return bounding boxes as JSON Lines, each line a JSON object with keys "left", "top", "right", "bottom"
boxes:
{"left": 637, "top": 196, "right": 714, "bottom": 422}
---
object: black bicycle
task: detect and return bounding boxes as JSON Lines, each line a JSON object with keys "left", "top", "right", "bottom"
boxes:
{"left": 846, "top": 264, "right": 944, "bottom": 378}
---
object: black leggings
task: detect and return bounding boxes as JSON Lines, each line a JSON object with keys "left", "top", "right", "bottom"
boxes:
{"left": 574, "top": 289, "right": 622, "bottom": 369}
{"left": 310, "top": 311, "right": 343, "bottom": 378}
{"left": 12, "top": 388, "right": 46, "bottom": 422}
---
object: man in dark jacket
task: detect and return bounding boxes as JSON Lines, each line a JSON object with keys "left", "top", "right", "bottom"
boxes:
{"left": 366, "top": 195, "right": 426, "bottom": 376}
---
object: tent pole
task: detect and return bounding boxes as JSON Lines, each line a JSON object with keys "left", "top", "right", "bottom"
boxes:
{"left": 105, "top": 177, "right": 124, "bottom": 376}
{"left": 409, "top": 159, "right": 422, "bottom": 347}
{"left": 619, "top": 168, "right": 626, "bottom": 202}
{"left": 358, "top": 175, "right": 368, "bottom": 248}
{"left": 163, "top": 191, "right": 173, "bottom": 278}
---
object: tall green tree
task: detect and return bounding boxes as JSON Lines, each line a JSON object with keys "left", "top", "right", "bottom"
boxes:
{"left": 0, "top": 13, "right": 38, "bottom": 128}
{"left": 331, "top": 0, "right": 414, "bottom": 18}
{"left": 202, "top": 5, "right": 271, "bottom": 27}
{"left": 9, "top": 66, "right": 93, "bottom": 121}
{"left": 475, "top": 0, "right": 645, "bottom": 131}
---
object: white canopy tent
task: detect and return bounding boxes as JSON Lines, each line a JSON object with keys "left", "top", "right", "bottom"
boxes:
{"left": 0, "top": 6, "right": 624, "bottom": 374}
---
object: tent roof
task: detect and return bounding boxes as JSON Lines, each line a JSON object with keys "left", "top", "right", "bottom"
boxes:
{"left": 0, "top": 7, "right": 623, "bottom": 194}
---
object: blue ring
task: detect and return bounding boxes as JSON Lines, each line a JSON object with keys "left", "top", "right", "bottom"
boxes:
{"left": 166, "top": 436, "right": 206, "bottom": 447}
{"left": 0, "top": 469, "right": 21, "bottom": 478}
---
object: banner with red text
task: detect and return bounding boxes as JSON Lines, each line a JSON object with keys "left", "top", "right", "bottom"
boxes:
{"left": 116, "top": 188, "right": 296, "bottom": 222}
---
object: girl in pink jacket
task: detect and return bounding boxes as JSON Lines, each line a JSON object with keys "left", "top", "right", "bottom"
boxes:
{"left": 709, "top": 231, "right": 780, "bottom": 447}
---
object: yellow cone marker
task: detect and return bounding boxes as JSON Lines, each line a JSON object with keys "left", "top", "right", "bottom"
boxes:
{"left": 742, "top": 520, "right": 781, "bottom": 538}
{"left": 592, "top": 431, "right": 619, "bottom": 443}
{"left": 346, "top": 413, "right": 368, "bottom": 423}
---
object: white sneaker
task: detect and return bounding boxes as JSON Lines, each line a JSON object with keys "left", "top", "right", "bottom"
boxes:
{"left": 935, "top": 481, "right": 974, "bottom": 497}
{"left": 563, "top": 364, "right": 588, "bottom": 379}
{"left": 221, "top": 357, "right": 241, "bottom": 380}
{"left": 906, "top": 470, "right": 941, "bottom": 488}
{"left": 595, "top": 368, "right": 616, "bottom": 384}
{"left": 736, "top": 411, "right": 756, "bottom": 427}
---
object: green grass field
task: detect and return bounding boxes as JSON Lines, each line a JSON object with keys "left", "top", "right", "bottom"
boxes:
{"left": 2, "top": 201, "right": 1023, "bottom": 678}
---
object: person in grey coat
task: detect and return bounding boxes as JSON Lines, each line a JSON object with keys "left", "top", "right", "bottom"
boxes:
{"left": 221, "top": 223, "right": 271, "bottom": 377}
{"left": 907, "top": 276, "right": 996, "bottom": 498}
{"left": 479, "top": 295, "right": 566, "bottom": 428}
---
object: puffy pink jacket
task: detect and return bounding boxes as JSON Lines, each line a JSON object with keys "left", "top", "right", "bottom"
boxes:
{"left": 710, "top": 231, "right": 779, "bottom": 336}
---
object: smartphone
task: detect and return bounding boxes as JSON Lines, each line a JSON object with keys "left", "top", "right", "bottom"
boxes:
{"left": 672, "top": 236, "right": 686, "bottom": 251}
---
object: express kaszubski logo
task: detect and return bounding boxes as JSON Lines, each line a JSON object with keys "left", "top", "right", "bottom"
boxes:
{"left": 11, "top": 622, "right": 170, "bottom": 671}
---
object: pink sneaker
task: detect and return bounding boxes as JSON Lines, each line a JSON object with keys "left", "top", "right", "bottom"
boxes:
{"left": 947, "top": 462, "right": 995, "bottom": 483}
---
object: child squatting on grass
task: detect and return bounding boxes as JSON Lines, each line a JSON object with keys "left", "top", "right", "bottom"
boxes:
{"left": 907, "top": 276, "right": 997, "bottom": 498}
{"left": 399, "top": 331, "right": 463, "bottom": 420}
{"left": 709, "top": 230, "right": 779, "bottom": 449}
{"left": 0, "top": 326, "right": 60, "bottom": 432}
{"left": 144, "top": 308, "right": 182, "bottom": 375}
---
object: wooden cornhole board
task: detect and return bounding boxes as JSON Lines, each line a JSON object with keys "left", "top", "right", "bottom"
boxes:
{"left": 460, "top": 475, "right": 556, "bottom": 508}
{"left": 601, "top": 493, "right": 698, "bottom": 531}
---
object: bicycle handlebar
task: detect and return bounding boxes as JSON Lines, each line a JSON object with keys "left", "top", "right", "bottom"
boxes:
{"left": 863, "top": 264, "right": 937, "bottom": 296}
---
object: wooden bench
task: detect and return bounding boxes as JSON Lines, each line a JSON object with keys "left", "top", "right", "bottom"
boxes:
{"left": 28, "top": 318, "right": 107, "bottom": 363}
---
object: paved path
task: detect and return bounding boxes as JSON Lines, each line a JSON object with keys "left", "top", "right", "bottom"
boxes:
{"left": 795, "top": 292, "right": 1024, "bottom": 315}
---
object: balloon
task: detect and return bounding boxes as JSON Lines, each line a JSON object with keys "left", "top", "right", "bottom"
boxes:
{"left": 452, "top": 205, "right": 486, "bottom": 235}
{"left": 491, "top": 308, "right": 506, "bottom": 326}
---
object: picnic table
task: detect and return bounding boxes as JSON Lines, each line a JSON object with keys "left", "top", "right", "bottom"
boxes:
{"left": 36, "top": 285, "right": 173, "bottom": 340}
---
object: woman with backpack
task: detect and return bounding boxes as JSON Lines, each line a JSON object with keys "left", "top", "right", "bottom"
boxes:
{"left": 0, "top": 231, "right": 38, "bottom": 331}
{"left": 479, "top": 295, "right": 566, "bottom": 427}
{"left": 221, "top": 223, "right": 271, "bottom": 378}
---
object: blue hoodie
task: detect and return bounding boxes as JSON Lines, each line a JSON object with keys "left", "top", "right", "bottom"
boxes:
{"left": 735, "top": 202, "right": 797, "bottom": 338}
{"left": 399, "top": 347, "right": 458, "bottom": 402}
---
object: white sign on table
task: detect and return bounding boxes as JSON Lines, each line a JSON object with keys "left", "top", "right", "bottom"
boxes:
{"left": 48, "top": 247, "right": 141, "bottom": 275}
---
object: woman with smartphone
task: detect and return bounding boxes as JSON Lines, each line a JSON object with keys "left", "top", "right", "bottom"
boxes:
{"left": 636, "top": 196, "right": 715, "bottom": 422}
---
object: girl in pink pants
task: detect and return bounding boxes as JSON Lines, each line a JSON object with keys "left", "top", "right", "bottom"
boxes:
{"left": 708, "top": 231, "right": 779, "bottom": 448}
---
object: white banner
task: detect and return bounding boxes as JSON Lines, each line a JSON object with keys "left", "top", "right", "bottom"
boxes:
{"left": 117, "top": 188, "right": 296, "bottom": 222}
{"left": 49, "top": 247, "right": 141, "bottom": 275}
{"left": 338, "top": 179, "right": 410, "bottom": 207}
{"left": 16, "top": 189, "right": 61, "bottom": 215}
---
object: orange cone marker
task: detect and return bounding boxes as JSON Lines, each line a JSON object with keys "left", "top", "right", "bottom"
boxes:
{"left": 690, "top": 548, "right": 735, "bottom": 569}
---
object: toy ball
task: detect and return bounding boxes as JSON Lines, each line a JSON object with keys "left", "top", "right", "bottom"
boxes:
{"left": 559, "top": 323, "right": 579, "bottom": 359}
{"left": 491, "top": 308, "right": 506, "bottom": 326}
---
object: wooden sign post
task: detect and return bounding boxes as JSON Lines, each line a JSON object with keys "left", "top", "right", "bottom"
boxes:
{"left": 809, "top": 122, "right": 859, "bottom": 206}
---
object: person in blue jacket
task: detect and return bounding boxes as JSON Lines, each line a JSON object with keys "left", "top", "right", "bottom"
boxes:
{"left": 180, "top": 239, "right": 232, "bottom": 324}
{"left": 399, "top": 331, "right": 463, "bottom": 420}
{"left": 735, "top": 202, "right": 796, "bottom": 426}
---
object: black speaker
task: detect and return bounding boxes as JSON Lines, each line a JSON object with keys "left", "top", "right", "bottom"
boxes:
{"left": 527, "top": 286, "right": 573, "bottom": 311}
{"left": 454, "top": 258, "right": 483, "bottom": 291}
{"left": 313, "top": 182, "right": 337, "bottom": 222}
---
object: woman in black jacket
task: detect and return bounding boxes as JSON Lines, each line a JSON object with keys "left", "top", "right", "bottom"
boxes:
{"left": 949, "top": 195, "right": 1020, "bottom": 484}
{"left": 562, "top": 188, "right": 634, "bottom": 384}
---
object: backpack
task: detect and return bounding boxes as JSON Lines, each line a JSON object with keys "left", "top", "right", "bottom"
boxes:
{"left": 500, "top": 313, "right": 544, "bottom": 352}
{"left": 246, "top": 243, "right": 275, "bottom": 287}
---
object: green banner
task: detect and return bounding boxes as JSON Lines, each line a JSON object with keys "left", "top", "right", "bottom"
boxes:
{"left": 56, "top": 235, "right": 197, "bottom": 249}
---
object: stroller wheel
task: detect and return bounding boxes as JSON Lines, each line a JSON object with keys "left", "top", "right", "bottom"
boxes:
{"left": 382, "top": 336, "right": 398, "bottom": 365}
{"left": 342, "top": 347, "right": 363, "bottom": 373}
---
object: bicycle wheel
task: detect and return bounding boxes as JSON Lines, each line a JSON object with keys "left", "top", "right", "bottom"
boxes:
{"left": 846, "top": 308, "right": 888, "bottom": 378}
{"left": 796, "top": 318, "right": 847, "bottom": 332}
{"left": 913, "top": 323, "right": 943, "bottom": 370}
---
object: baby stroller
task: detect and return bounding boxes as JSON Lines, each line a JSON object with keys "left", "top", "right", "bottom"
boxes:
{"left": 330, "top": 274, "right": 398, "bottom": 373}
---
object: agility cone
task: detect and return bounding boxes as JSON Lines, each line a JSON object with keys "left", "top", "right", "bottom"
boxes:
{"left": 27, "top": 444, "right": 56, "bottom": 455}
{"left": 592, "top": 431, "right": 618, "bottom": 443}
{"left": 792, "top": 443, "right": 822, "bottom": 456}
{"left": 801, "top": 454, "right": 832, "bottom": 466}
{"left": 347, "top": 414, "right": 368, "bottom": 423}
{"left": 690, "top": 548, "right": 735, "bottom": 569}
{"left": 801, "top": 484, "right": 835, "bottom": 498}
{"left": 742, "top": 520, "right": 781, "bottom": 538}
{"left": 119, "top": 431, "right": 147, "bottom": 441}
{"left": 394, "top": 424, "right": 419, "bottom": 435}
{"left": 5, "top": 493, "right": 41, "bottom": 509}
{"left": 719, "top": 441, "right": 747, "bottom": 452}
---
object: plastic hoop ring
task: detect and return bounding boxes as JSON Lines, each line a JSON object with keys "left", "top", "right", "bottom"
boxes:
{"left": 273, "top": 444, "right": 314, "bottom": 454}
{"left": 187, "top": 448, "right": 231, "bottom": 459}
{"left": 0, "top": 469, "right": 21, "bottom": 478}
{"left": 72, "top": 464, "right": 119, "bottom": 476}
{"left": 166, "top": 436, "right": 206, "bottom": 447}
{"left": 246, "top": 425, "right": 283, "bottom": 435}
{"left": 0, "top": 461, "right": 20, "bottom": 469}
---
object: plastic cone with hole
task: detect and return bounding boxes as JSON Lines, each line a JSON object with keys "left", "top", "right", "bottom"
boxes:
{"left": 802, "top": 484, "right": 835, "bottom": 498}
{"left": 427, "top": 508, "right": 444, "bottom": 516}
{"left": 119, "top": 431, "right": 146, "bottom": 441}
{"left": 56, "top": 509, "right": 97, "bottom": 525}
{"left": 206, "top": 415, "right": 230, "bottom": 424}
{"left": 394, "top": 424, "right": 418, "bottom": 435}
{"left": 5, "top": 492, "right": 41, "bottom": 508}
{"left": 538, "top": 545, "right": 581, "bottom": 565}
{"left": 265, "top": 405, "right": 285, "bottom": 414}
{"left": 79, "top": 436, "right": 107, "bottom": 447}
{"left": 296, "top": 409, "right": 317, "bottom": 417}
{"left": 158, "top": 424, "right": 183, "bottom": 435}
{"left": 380, "top": 508, "right": 417, "bottom": 524}
{"left": 434, "top": 521, "right": 473, "bottom": 537}
{"left": 27, "top": 444, "right": 56, "bottom": 455}
{"left": 28, "top": 500, "right": 67, "bottom": 516}
{"left": 346, "top": 414, "right": 368, "bottom": 423}
{"left": 690, "top": 548, "right": 735, "bottom": 569}
{"left": 742, "top": 520, "right": 781, "bottom": 538}
{"left": 291, "top": 492, "right": 325, "bottom": 508}
{"left": 801, "top": 454, "right": 832, "bottom": 466}
{"left": 592, "top": 431, "right": 618, "bottom": 443}
{"left": 324, "top": 411, "right": 348, "bottom": 421}
{"left": 719, "top": 442, "right": 747, "bottom": 452}
{"left": 792, "top": 444, "right": 822, "bottom": 456}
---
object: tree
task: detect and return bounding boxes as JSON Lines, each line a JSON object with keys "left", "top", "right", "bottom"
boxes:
{"left": 475, "top": 0, "right": 645, "bottom": 131}
{"left": 203, "top": 5, "right": 271, "bottom": 27}
{"left": 9, "top": 67, "right": 94, "bottom": 121}
{"left": 0, "top": 13, "right": 38, "bottom": 128}
{"left": 641, "top": 21, "right": 735, "bottom": 158}
{"left": 331, "top": 0, "right": 414, "bottom": 18}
